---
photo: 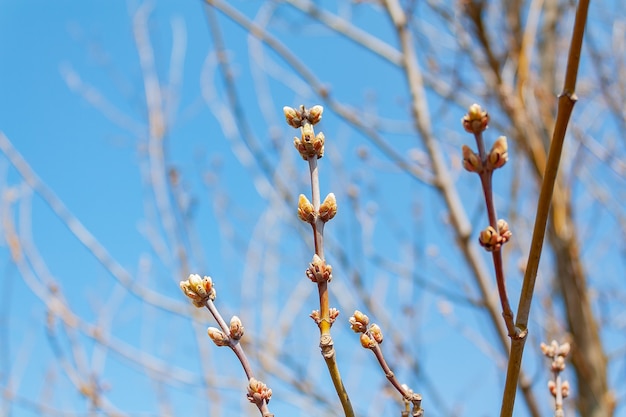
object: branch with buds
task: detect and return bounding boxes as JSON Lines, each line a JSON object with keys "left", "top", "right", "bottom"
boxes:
{"left": 541, "top": 340, "right": 571, "bottom": 417}
{"left": 461, "top": 104, "right": 518, "bottom": 338}
{"left": 284, "top": 104, "right": 355, "bottom": 417}
{"left": 349, "top": 311, "right": 423, "bottom": 416}
{"left": 180, "top": 274, "right": 274, "bottom": 417}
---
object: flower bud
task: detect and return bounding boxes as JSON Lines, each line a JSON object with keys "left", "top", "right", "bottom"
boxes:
{"left": 307, "top": 105, "right": 323, "bottom": 125}
{"left": 229, "top": 316, "right": 244, "bottom": 340}
{"left": 180, "top": 274, "right": 216, "bottom": 307}
{"left": 283, "top": 106, "right": 302, "bottom": 128}
{"left": 487, "top": 136, "right": 508, "bottom": 170}
{"left": 207, "top": 327, "right": 230, "bottom": 347}
{"left": 369, "top": 323, "right": 383, "bottom": 344}
{"left": 462, "top": 104, "right": 489, "bottom": 133}
{"left": 247, "top": 378, "right": 272, "bottom": 404}
{"left": 319, "top": 193, "right": 337, "bottom": 222}
{"left": 478, "top": 226, "right": 500, "bottom": 251}
{"left": 360, "top": 333, "right": 376, "bottom": 349}
{"left": 349, "top": 310, "right": 369, "bottom": 333}
{"left": 462, "top": 145, "right": 483, "bottom": 173}
{"left": 297, "top": 194, "right": 315, "bottom": 224}
{"left": 305, "top": 254, "right": 333, "bottom": 283}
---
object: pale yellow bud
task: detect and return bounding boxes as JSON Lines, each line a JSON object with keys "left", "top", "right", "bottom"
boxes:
{"left": 369, "top": 323, "right": 383, "bottom": 344}
{"left": 207, "top": 327, "right": 230, "bottom": 347}
{"left": 283, "top": 106, "right": 302, "bottom": 128}
{"left": 297, "top": 194, "right": 315, "bottom": 224}
{"left": 308, "top": 105, "right": 324, "bottom": 125}
{"left": 229, "top": 316, "right": 244, "bottom": 340}
{"left": 360, "top": 333, "right": 376, "bottom": 349}
{"left": 319, "top": 193, "right": 337, "bottom": 222}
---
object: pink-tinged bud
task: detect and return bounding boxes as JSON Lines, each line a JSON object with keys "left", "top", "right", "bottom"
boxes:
{"left": 360, "top": 333, "right": 376, "bottom": 349}
{"left": 349, "top": 310, "right": 369, "bottom": 333}
{"left": 478, "top": 226, "right": 501, "bottom": 252}
{"left": 307, "top": 105, "right": 324, "bottom": 125}
{"left": 207, "top": 327, "right": 230, "bottom": 347}
{"left": 548, "top": 380, "right": 557, "bottom": 397}
{"left": 297, "top": 194, "right": 315, "bottom": 224}
{"left": 310, "top": 310, "right": 321, "bottom": 324}
{"left": 487, "top": 136, "right": 508, "bottom": 170}
{"left": 369, "top": 323, "right": 383, "bottom": 344}
{"left": 561, "top": 380, "right": 570, "bottom": 398}
{"left": 558, "top": 342, "right": 571, "bottom": 357}
{"left": 283, "top": 106, "right": 302, "bottom": 128}
{"left": 497, "top": 219, "right": 512, "bottom": 244}
{"left": 329, "top": 308, "right": 340, "bottom": 324}
{"left": 319, "top": 193, "right": 337, "bottom": 222}
{"left": 293, "top": 123, "right": 325, "bottom": 160}
{"left": 229, "top": 316, "right": 244, "bottom": 340}
{"left": 462, "top": 104, "right": 489, "bottom": 133}
{"left": 305, "top": 254, "right": 333, "bottom": 283}
{"left": 462, "top": 145, "right": 483, "bottom": 173}
{"left": 247, "top": 378, "right": 272, "bottom": 404}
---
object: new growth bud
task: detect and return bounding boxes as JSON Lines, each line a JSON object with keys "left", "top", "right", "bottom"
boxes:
{"left": 487, "top": 136, "right": 508, "bottom": 170}
{"left": 369, "top": 323, "right": 384, "bottom": 344}
{"left": 297, "top": 194, "right": 315, "bottom": 224}
{"left": 229, "top": 316, "right": 244, "bottom": 340}
{"left": 478, "top": 220, "right": 512, "bottom": 252}
{"left": 294, "top": 123, "right": 325, "bottom": 160}
{"left": 319, "top": 193, "right": 337, "bottom": 222}
{"left": 462, "top": 104, "right": 490, "bottom": 134}
{"left": 360, "top": 333, "right": 376, "bottom": 349}
{"left": 462, "top": 145, "right": 483, "bottom": 173}
{"left": 307, "top": 105, "right": 324, "bottom": 125}
{"left": 180, "top": 274, "right": 216, "bottom": 307}
{"left": 349, "top": 310, "right": 369, "bottom": 333}
{"left": 207, "top": 327, "right": 230, "bottom": 347}
{"left": 247, "top": 378, "right": 273, "bottom": 404}
{"left": 305, "top": 254, "right": 333, "bottom": 283}
{"left": 283, "top": 106, "right": 303, "bottom": 128}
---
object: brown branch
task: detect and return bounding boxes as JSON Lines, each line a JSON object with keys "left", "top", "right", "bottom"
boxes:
{"left": 500, "top": 1, "right": 591, "bottom": 416}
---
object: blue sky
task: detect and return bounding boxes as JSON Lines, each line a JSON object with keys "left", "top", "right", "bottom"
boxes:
{"left": 1, "top": 1, "right": 624, "bottom": 417}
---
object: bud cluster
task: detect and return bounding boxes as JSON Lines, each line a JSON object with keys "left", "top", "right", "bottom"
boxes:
{"left": 305, "top": 254, "right": 333, "bottom": 283}
{"left": 284, "top": 105, "right": 326, "bottom": 160}
{"left": 478, "top": 220, "right": 512, "bottom": 252}
{"left": 541, "top": 340, "right": 571, "bottom": 399}
{"left": 349, "top": 310, "right": 384, "bottom": 349}
{"left": 462, "top": 103, "right": 490, "bottom": 134}
{"left": 247, "top": 378, "right": 273, "bottom": 405}
{"left": 179, "top": 274, "right": 216, "bottom": 307}
{"left": 297, "top": 193, "right": 338, "bottom": 225}
{"left": 310, "top": 307, "right": 340, "bottom": 326}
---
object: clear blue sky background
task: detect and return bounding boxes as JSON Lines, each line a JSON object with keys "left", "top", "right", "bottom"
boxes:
{"left": 0, "top": 1, "right": 623, "bottom": 417}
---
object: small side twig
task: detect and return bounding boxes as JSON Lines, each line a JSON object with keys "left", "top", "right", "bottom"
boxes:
{"left": 461, "top": 105, "right": 516, "bottom": 338}
{"left": 541, "top": 341, "right": 571, "bottom": 417}
{"left": 349, "top": 311, "right": 423, "bottom": 417}
{"left": 180, "top": 274, "right": 274, "bottom": 417}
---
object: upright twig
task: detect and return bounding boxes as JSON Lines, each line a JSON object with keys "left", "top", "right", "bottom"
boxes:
{"left": 500, "top": 1, "right": 590, "bottom": 415}
{"left": 285, "top": 105, "right": 355, "bottom": 417}
{"left": 541, "top": 340, "right": 571, "bottom": 417}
